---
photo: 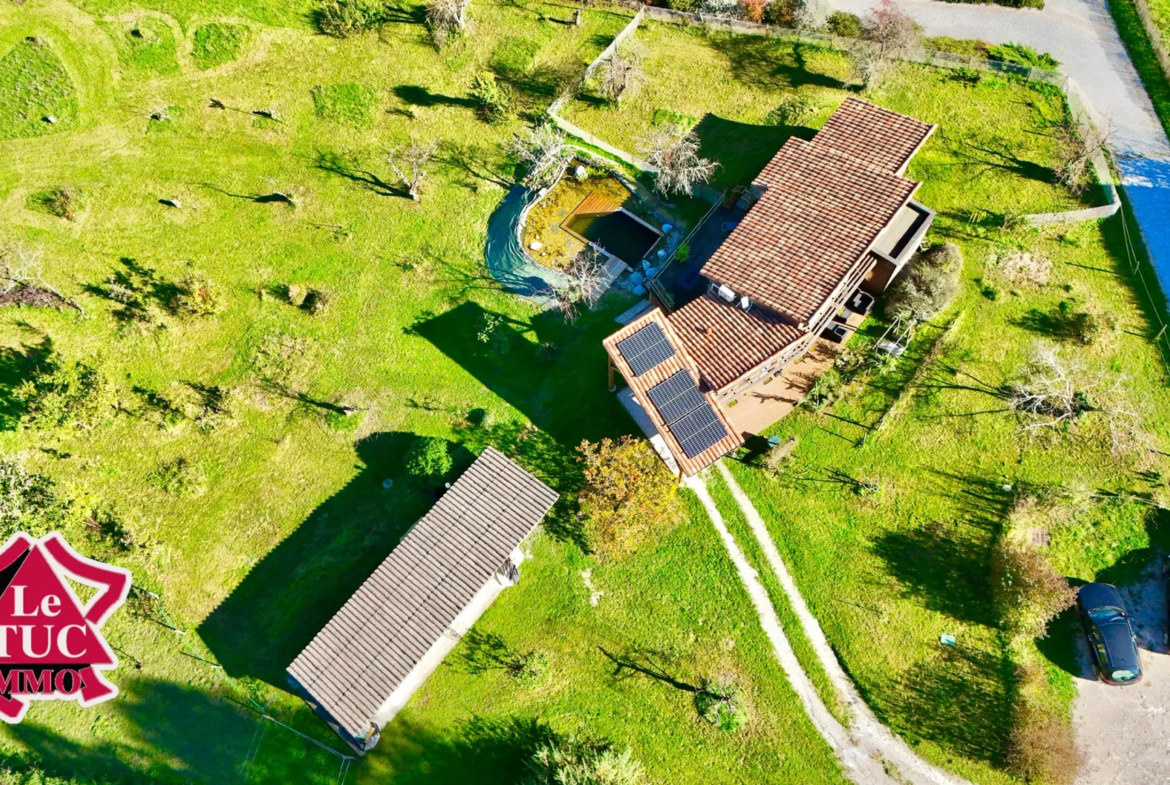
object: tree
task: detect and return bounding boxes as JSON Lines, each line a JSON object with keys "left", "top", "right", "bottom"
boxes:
{"left": 542, "top": 246, "right": 608, "bottom": 323}
{"left": 862, "top": 0, "right": 917, "bottom": 56}
{"left": 524, "top": 735, "right": 645, "bottom": 785}
{"left": 405, "top": 436, "right": 453, "bottom": 480}
{"left": 576, "top": 436, "right": 682, "bottom": 560}
{"left": 508, "top": 124, "right": 572, "bottom": 189}
{"left": 991, "top": 536, "right": 1075, "bottom": 641}
{"left": 386, "top": 137, "right": 438, "bottom": 201}
{"left": 315, "top": 0, "right": 387, "bottom": 37}
{"left": 0, "top": 243, "right": 84, "bottom": 314}
{"left": 795, "top": 0, "right": 833, "bottom": 30}
{"left": 17, "top": 358, "right": 118, "bottom": 431}
{"left": 470, "top": 72, "right": 512, "bottom": 123}
{"left": 0, "top": 460, "right": 59, "bottom": 540}
{"left": 599, "top": 38, "right": 645, "bottom": 105}
{"left": 1053, "top": 116, "right": 1110, "bottom": 195}
{"left": 884, "top": 242, "right": 962, "bottom": 322}
{"left": 426, "top": 0, "right": 469, "bottom": 47}
{"left": 638, "top": 124, "right": 719, "bottom": 197}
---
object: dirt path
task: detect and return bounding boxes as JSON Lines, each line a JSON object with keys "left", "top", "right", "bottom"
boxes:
{"left": 709, "top": 464, "right": 971, "bottom": 785}
{"left": 1072, "top": 567, "right": 1170, "bottom": 784}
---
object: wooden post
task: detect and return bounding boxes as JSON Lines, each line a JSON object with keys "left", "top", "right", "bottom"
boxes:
{"left": 608, "top": 356, "right": 616, "bottom": 392}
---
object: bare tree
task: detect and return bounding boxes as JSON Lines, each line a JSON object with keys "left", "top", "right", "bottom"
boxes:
{"left": 426, "top": 0, "right": 469, "bottom": 47}
{"left": 508, "top": 124, "right": 572, "bottom": 189}
{"left": 542, "top": 246, "right": 608, "bottom": 323}
{"left": 599, "top": 39, "right": 646, "bottom": 105}
{"left": 796, "top": 0, "right": 833, "bottom": 30}
{"left": 1053, "top": 116, "right": 1110, "bottom": 195}
{"left": 1009, "top": 343, "right": 1150, "bottom": 455}
{"left": 387, "top": 137, "right": 439, "bottom": 201}
{"left": 638, "top": 124, "right": 719, "bottom": 197}
{"left": 0, "top": 244, "right": 85, "bottom": 315}
{"left": 862, "top": 0, "right": 918, "bottom": 57}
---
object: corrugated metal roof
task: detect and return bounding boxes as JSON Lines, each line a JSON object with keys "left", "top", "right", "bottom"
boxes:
{"left": 287, "top": 447, "right": 558, "bottom": 739}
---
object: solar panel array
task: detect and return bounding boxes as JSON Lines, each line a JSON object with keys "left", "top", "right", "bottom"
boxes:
{"left": 616, "top": 323, "right": 675, "bottom": 377}
{"left": 647, "top": 371, "right": 729, "bottom": 458}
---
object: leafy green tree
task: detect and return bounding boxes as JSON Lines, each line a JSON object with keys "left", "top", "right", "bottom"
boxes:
{"left": 16, "top": 358, "right": 118, "bottom": 430}
{"left": 524, "top": 736, "right": 644, "bottom": 785}
{"left": 405, "top": 437, "right": 453, "bottom": 480}
{"left": 885, "top": 242, "right": 963, "bottom": 322}
{"left": 471, "top": 72, "right": 512, "bottom": 123}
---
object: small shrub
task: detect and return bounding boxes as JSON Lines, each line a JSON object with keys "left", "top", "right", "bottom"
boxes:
{"left": 577, "top": 436, "right": 682, "bottom": 561}
{"left": 147, "top": 457, "right": 207, "bottom": 497}
{"left": 326, "top": 408, "right": 365, "bottom": 431}
{"left": 885, "top": 242, "right": 963, "bottom": 322}
{"left": 524, "top": 736, "right": 644, "bottom": 785}
{"left": 674, "top": 241, "right": 690, "bottom": 262}
{"left": 405, "top": 436, "right": 452, "bottom": 480}
{"left": 741, "top": 0, "right": 766, "bottom": 23}
{"left": 924, "top": 35, "right": 987, "bottom": 58}
{"left": 191, "top": 23, "right": 249, "bottom": 69}
{"left": 986, "top": 42, "right": 1059, "bottom": 68}
{"left": 762, "top": 436, "right": 798, "bottom": 473}
{"left": 513, "top": 650, "right": 551, "bottom": 689}
{"left": 695, "top": 678, "right": 748, "bottom": 732}
{"left": 826, "top": 10, "right": 862, "bottom": 36}
{"left": 302, "top": 287, "right": 331, "bottom": 315}
{"left": 311, "top": 83, "right": 376, "bottom": 126}
{"left": 991, "top": 535, "right": 1075, "bottom": 641}
{"left": 804, "top": 366, "right": 842, "bottom": 410}
{"left": 470, "top": 72, "right": 512, "bottom": 123}
{"left": 28, "top": 187, "right": 81, "bottom": 220}
{"left": 171, "top": 274, "right": 221, "bottom": 317}
{"left": 285, "top": 284, "right": 307, "bottom": 307}
{"left": 0, "top": 460, "right": 59, "bottom": 540}
{"left": 1008, "top": 697, "right": 1082, "bottom": 784}
{"left": 17, "top": 359, "right": 118, "bottom": 430}
{"left": 765, "top": 93, "right": 815, "bottom": 126}
{"left": 315, "top": 0, "right": 387, "bottom": 37}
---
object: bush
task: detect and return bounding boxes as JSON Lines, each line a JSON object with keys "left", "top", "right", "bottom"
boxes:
{"left": 1008, "top": 693, "right": 1082, "bottom": 784}
{"left": 764, "top": 93, "right": 815, "bottom": 126}
{"left": 513, "top": 650, "right": 551, "bottom": 689}
{"left": 405, "top": 436, "right": 452, "bottom": 480}
{"left": 991, "top": 536, "right": 1075, "bottom": 641}
{"left": 695, "top": 679, "right": 748, "bottom": 732}
{"left": 147, "top": 457, "right": 207, "bottom": 497}
{"left": 302, "top": 287, "right": 331, "bottom": 315}
{"left": 763, "top": 0, "right": 799, "bottom": 26}
{"left": 885, "top": 242, "right": 962, "bottom": 322}
{"left": 986, "top": 41, "right": 1059, "bottom": 68}
{"left": 741, "top": 0, "right": 766, "bottom": 22}
{"left": 326, "top": 408, "right": 365, "bottom": 432}
{"left": 17, "top": 359, "right": 118, "bottom": 430}
{"left": 826, "top": 10, "right": 862, "bottom": 36}
{"left": 470, "top": 72, "right": 512, "bottom": 123}
{"left": 524, "top": 736, "right": 645, "bottom": 785}
{"left": 171, "top": 274, "right": 221, "bottom": 317}
{"left": 29, "top": 186, "right": 81, "bottom": 220}
{"left": 315, "top": 0, "right": 387, "bottom": 37}
{"left": 924, "top": 35, "right": 988, "bottom": 58}
{"left": 665, "top": 0, "right": 699, "bottom": 10}
{"left": 577, "top": 436, "right": 682, "bottom": 561}
{"left": 0, "top": 460, "right": 59, "bottom": 540}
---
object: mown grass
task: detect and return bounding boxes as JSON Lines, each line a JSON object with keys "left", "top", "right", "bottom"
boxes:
{"left": 564, "top": 18, "right": 1169, "bottom": 785}
{"left": 311, "top": 82, "right": 378, "bottom": 125}
{"left": 0, "top": 1, "right": 856, "bottom": 783}
{"left": 0, "top": 37, "right": 79, "bottom": 139}
{"left": 1109, "top": 0, "right": 1170, "bottom": 141}
{"left": 96, "top": 16, "right": 180, "bottom": 75}
{"left": 191, "top": 22, "right": 250, "bottom": 70}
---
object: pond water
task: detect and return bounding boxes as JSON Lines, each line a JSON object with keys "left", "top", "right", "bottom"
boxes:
{"left": 565, "top": 209, "right": 660, "bottom": 265}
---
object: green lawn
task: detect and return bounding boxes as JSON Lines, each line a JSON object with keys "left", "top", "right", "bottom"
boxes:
{"left": 0, "top": 1, "right": 853, "bottom": 783}
{"left": 1109, "top": 0, "right": 1170, "bottom": 141}
{"left": 0, "top": 37, "right": 79, "bottom": 139}
{"left": 564, "top": 20, "right": 1170, "bottom": 785}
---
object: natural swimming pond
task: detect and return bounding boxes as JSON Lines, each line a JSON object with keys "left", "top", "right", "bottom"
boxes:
{"left": 565, "top": 208, "right": 661, "bottom": 264}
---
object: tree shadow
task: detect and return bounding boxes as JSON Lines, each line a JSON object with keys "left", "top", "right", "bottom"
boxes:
{"left": 943, "top": 131, "right": 1058, "bottom": 189}
{"left": 198, "top": 183, "right": 297, "bottom": 205}
{"left": 598, "top": 646, "right": 698, "bottom": 693}
{"left": 313, "top": 150, "right": 409, "bottom": 198}
{"left": 704, "top": 34, "right": 853, "bottom": 93}
{"left": 867, "top": 643, "right": 1015, "bottom": 768}
{"left": 82, "top": 257, "right": 184, "bottom": 325}
{"left": 199, "top": 432, "right": 473, "bottom": 685}
{"left": 691, "top": 112, "right": 810, "bottom": 189}
{"left": 1012, "top": 305, "right": 1094, "bottom": 343}
{"left": 0, "top": 335, "right": 52, "bottom": 430}
{"left": 393, "top": 84, "right": 478, "bottom": 109}
{"left": 435, "top": 139, "right": 514, "bottom": 191}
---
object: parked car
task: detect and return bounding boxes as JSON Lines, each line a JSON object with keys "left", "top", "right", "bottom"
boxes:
{"left": 1077, "top": 582, "right": 1142, "bottom": 685}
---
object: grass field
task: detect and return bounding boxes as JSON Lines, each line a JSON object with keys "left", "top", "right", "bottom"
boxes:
{"left": 1109, "top": 0, "right": 1170, "bottom": 141}
{"left": 563, "top": 20, "right": 1170, "bottom": 785}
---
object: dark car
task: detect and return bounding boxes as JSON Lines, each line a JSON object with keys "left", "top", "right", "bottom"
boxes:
{"left": 1077, "top": 582, "right": 1142, "bottom": 685}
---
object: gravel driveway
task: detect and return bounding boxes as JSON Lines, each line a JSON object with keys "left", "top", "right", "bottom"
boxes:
{"left": 1072, "top": 564, "right": 1170, "bottom": 784}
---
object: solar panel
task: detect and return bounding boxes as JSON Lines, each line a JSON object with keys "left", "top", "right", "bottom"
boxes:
{"left": 647, "top": 371, "right": 706, "bottom": 424}
{"left": 616, "top": 323, "right": 675, "bottom": 377}
{"left": 647, "top": 370, "right": 730, "bottom": 458}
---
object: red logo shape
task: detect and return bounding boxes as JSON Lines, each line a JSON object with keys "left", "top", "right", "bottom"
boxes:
{"left": 0, "top": 532, "right": 130, "bottom": 722}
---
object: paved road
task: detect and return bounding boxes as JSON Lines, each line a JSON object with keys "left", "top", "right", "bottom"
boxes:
{"left": 836, "top": 0, "right": 1170, "bottom": 302}
{"left": 1072, "top": 568, "right": 1170, "bottom": 784}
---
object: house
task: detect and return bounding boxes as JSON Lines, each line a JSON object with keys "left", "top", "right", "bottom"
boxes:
{"left": 286, "top": 447, "right": 558, "bottom": 753}
{"left": 603, "top": 98, "right": 937, "bottom": 479}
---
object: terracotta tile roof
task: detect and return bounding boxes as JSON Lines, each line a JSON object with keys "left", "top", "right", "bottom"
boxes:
{"left": 287, "top": 448, "right": 557, "bottom": 741}
{"left": 668, "top": 293, "right": 808, "bottom": 390}
{"left": 814, "top": 98, "right": 936, "bottom": 174}
{"left": 603, "top": 309, "right": 743, "bottom": 477}
{"left": 701, "top": 137, "right": 919, "bottom": 325}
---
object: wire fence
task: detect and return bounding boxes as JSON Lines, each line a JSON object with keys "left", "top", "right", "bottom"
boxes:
{"left": 1129, "top": 0, "right": 1170, "bottom": 86}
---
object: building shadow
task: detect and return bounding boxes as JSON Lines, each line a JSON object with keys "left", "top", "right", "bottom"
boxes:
{"left": 199, "top": 432, "right": 473, "bottom": 685}
{"left": 691, "top": 113, "right": 812, "bottom": 189}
